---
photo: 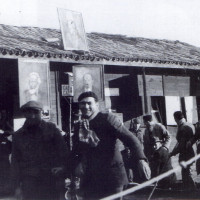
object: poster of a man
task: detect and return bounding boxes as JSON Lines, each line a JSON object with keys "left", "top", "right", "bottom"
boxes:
{"left": 24, "top": 72, "right": 42, "bottom": 102}
{"left": 73, "top": 65, "right": 103, "bottom": 101}
{"left": 82, "top": 73, "right": 95, "bottom": 92}
{"left": 18, "top": 59, "right": 50, "bottom": 111}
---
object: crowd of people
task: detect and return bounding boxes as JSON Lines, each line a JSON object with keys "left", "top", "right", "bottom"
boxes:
{"left": 0, "top": 91, "right": 199, "bottom": 200}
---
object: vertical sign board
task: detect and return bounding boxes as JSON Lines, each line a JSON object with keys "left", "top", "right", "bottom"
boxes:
{"left": 163, "top": 76, "right": 190, "bottom": 96}
{"left": 138, "top": 75, "right": 163, "bottom": 96}
{"left": 18, "top": 59, "right": 50, "bottom": 116}
{"left": 61, "top": 72, "right": 74, "bottom": 97}
{"left": 57, "top": 8, "right": 88, "bottom": 51}
{"left": 62, "top": 85, "right": 73, "bottom": 96}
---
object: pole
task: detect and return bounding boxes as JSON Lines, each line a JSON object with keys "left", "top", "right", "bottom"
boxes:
{"left": 100, "top": 154, "right": 200, "bottom": 200}
{"left": 142, "top": 68, "right": 148, "bottom": 114}
{"left": 69, "top": 97, "right": 72, "bottom": 151}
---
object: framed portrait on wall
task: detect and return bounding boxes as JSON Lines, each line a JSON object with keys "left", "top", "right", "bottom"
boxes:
{"left": 73, "top": 65, "right": 104, "bottom": 102}
{"left": 18, "top": 59, "right": 50, "bottom": 114}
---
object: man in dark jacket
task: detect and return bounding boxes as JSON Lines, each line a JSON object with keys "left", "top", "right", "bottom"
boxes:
{"left": 150, "top": 138, "right": 176, "bottom": 188}
{"left": 170, "top": 111, "right": 196, "bottom": 190}
{"left": 122, "top": 118, "right": 145, "bottom": 183}
{"left": 187, "top": 121, "right": 200, "bottom": 175}
{"left": 143, "top": 114, "right": 171, "bottom": 162}
{"left": 71, "top": 92, "right": 150, "bottom": 200}
{"left": 10, "top": 101, "right": 69, "bottom": 200}
{"left": 0, "top": 131, "right": 12, "bottom": 194}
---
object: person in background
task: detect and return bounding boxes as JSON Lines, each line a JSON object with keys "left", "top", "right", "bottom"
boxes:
{"left": 0, "top": 128, "right": 12, "bottom": 194}
{"left": 170, "top": 111, "right": 196, "bottom": 190}
{"left": 143, "top": 114, "right": 171, "bottom": 162}
{"left": 0, "top": 109, "right": 13, "bottom": 195}
{"left": 9, "top": 101, "right": 69, "bottom": 200}
{"left": 187, "top": 120, "right": 200, "bottom": 175}
{"left": 149, "top": 138, "right": 176, "bottom": 189}
{"left": 129, "top": 118, "right": 144, "bottom": 148}
{"left": 0, "top": 109, "right": 13, "bottom": 133}
{"left": 122, "top": 118, "right": 145, "bottom": 183}
{"left": 70, "top": 91, "right": 151, "bottom": 200}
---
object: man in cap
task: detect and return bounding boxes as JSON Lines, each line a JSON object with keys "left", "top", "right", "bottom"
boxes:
{"left": 122, "top": 118, "right": 144, "bottom": 183}
{"left": 129, "top": 118, "right": 144, "bottom": 148}
{"left": 9, "top": 101, "right": 69, "bottom": 200}
{"left": 143, "top": 114, "right": 171, "bottom": 162}
{"left": 170, "top": 111, "right": 196, "bottom": 190}
{"left": 71, "top": 91, "right": 150, "bottom": 200}
{"left": 149, "top": 137, "right": 176, "bottom": 188}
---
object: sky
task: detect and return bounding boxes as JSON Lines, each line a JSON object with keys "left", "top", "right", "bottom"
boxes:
{"left": 1, "top": 0, "right": 200, "bottom": 47}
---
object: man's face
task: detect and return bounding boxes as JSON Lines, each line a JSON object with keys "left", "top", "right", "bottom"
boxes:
{"left": 29, "top": 77, "right": 38, "bottom": 89}
{"left": 79, "top": 97, "right": 99, "bottom": 118}
{"left": 23, "top": 108, "right": 42, "bottom": 127}
{"left": 144, "top": 121, "right": 154, "bottom": 132}
{"left": 132, "top": 122, "right": 140, "bottom": 131}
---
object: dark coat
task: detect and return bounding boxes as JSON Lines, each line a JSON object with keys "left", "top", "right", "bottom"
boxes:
{"left": 143, "top": 123, "right": 171, "bottom": 161}
{"left": 72, "top": 112, "right": 146, "bottom": 196}
{"left": 150, "top": 147, "right": 176, "bottom": 188}
{"left": 0, "top": 135, "right": 12, "bottom": 187}
{"left": 10, "top": 120, "right": 68, "bottom": 189}
{"left": 191, "top": 121, "right": 200, "bottom": 174}
{"left": 172, "top": 121, "right": 195, "bottom": 162}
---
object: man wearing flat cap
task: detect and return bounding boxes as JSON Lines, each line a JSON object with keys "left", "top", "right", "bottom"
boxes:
{"left": 122, "top": 118, "right": 144, "bottom": 183}
{"left": 9, "top": 101, "right": 69, "bottom": 200}
{"left": 149, "top": 136, "right": 176, "bottom": 189}
{"left": 143, "top": 114, "right": 171, "bottom": 162}
{"left": 71, "top": 91, "right": 150, "bottom": 200}
{"left": 170, "top": 111, "right": 196, "bottom": 190}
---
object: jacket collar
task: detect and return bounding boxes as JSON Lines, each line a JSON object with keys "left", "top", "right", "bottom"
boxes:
{"left": 21, "top": 120, "right": 44, "bottom": 133}
{"left": 88, "top": 111, "right": 99, "bottom": 121}
{"left": 177, "top": 118, "right": 186, "bottom": 127}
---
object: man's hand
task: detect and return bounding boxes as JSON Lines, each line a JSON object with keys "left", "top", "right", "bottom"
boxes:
{"left": 82, "top": 119, "right": 90, "bottom": 130}
{"left": 88, "top": 130, "right": 100, "bottom": 147}
{"left": 137, "top": 160, "right": 151, "bottom": 181}
{"left": 51, "top": 167, "right": 64, "bottom": 177}
{"left": 162, "top": 146, "right": 169, "bottom": 151}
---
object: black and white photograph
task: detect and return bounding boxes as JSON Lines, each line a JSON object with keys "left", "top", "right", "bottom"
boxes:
{"left": 0, "top": 0, "right": 200, "bottom": 199}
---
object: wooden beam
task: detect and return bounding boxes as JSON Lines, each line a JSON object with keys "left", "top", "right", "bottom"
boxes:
{"left": 142, "top": 68, "right": 148, "bottom": 114}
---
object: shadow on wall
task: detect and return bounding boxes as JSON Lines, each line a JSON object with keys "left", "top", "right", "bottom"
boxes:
{"left": 108, "top": 74, "right": 143, "bottom": 123}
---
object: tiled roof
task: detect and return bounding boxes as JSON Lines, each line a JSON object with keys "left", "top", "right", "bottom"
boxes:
{"left": 0, "top": 24, "right": 200, "bottom": 66}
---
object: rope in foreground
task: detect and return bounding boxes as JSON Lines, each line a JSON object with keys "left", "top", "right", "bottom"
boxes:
{"left": 100, "top": 154, "right": 200, "bottom": 200}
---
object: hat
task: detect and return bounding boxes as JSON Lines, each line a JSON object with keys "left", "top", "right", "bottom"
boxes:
{"left": 78, "top": 91, "right": 98, "bottom": 102}
{"left": 132, "top": 118, "right": 140, "bottom": 124}
{"left": 143, "top": 114, "right": 152, "bottom": 122}
{"left": 20, "top": 101, "right": 43, "bottom": 112}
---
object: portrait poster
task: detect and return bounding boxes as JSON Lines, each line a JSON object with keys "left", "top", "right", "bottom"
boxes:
{"left": 73, "top": 65, "right": 104, "bottom": 102}
{"left": 57, "top": 8, "right": 88, "bottom": 51}
{"left": 18, "top": 59, "right": 50, "bottom": 112}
